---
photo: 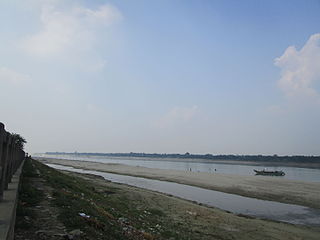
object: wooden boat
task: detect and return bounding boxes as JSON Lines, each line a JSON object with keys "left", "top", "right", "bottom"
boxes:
{"left": 254, "top": 169, "right": 285, "bottom": 176}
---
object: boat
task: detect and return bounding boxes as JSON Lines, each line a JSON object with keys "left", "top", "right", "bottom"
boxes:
{"left": 254, "top": 169, "right": 285, "bottom": 176}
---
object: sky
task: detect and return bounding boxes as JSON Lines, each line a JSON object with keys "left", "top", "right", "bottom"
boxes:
{"left": 0, "top": 0, "right": 320, "bottom": 155}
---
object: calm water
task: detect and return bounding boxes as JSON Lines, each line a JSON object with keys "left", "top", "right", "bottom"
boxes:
{"left": 37, "top": 154, "right": 320, "bottom": 183}
{"left": 47, "top": 163, "right": 320, "bottom": 226}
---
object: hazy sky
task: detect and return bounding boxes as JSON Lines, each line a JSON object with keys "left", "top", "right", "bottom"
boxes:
{"left": 1, "top": 0, "right": 320, "bottom": 155}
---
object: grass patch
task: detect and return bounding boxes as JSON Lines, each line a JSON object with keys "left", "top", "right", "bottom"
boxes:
{"left": 148, "top": 208, "right": 165, "bottom": 217}
{"left": 32, "top": 160, "right": 135, "bottom": 239}
{"left": 15, "top": 159, "right": 44, "bottom": 229}
{"left": 24, "top": 159, "right": 206, "bottom": 239}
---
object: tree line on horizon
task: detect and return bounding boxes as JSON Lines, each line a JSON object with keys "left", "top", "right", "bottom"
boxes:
{"left": 45, "top": 152, "right": 320, "bottom": 163}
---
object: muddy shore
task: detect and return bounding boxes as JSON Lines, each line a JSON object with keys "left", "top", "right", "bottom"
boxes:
{"left": 38, "top": 158, "right": 320, "bottom": 209}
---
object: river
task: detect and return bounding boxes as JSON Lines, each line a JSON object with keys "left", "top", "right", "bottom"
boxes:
{"left": 47, "top": 163, "right": 320, "bottom": 226}
{"left": 37, "top": 154, "right": 320, "bottom": 183}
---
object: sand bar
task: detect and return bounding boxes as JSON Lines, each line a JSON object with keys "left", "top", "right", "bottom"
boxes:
{"left": 38, "top": 157, "right": 320, "bottom": 209}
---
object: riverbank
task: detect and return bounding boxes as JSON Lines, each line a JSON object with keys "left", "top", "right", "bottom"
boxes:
{"left": 16, "top": 158, "right": 320, "bottom": 239}
{"left": 39, "top": 158, "right": 320, "bottom": 209}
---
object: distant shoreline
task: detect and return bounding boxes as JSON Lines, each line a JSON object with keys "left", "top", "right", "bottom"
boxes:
{"left": 40, "top": 153, "right": 320, "bottom": 169}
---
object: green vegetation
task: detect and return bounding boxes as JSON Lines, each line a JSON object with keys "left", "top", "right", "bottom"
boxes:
{"left": 16, "top": 159, "right": 44, "bottom": 229}
{"left": 11, "top": 133, "right": 27, "bottom": 150}
{"left": 23, "top": 158, "right": 199, "bottom": 239}
{"left": 32, "top": 160, "right": 131, "bottom": 239}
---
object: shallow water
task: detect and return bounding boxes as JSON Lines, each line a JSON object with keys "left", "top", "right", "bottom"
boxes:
{"left": 47, "top": 163, "right": 320, "bottom": 226}
{"left": 37, "top": 154, "right": 320, "bottom": 183}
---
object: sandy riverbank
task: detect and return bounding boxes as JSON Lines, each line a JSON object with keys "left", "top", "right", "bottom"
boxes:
{"left": 38, "top": 158, "right": 320, "bottom": 209}
{"left": 38, "top": 155, "right": 320, "bottom": 168}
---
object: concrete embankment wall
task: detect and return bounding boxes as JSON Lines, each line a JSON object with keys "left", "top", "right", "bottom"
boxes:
{"left": 0, "top": 122, "right": 25, "bottom": 240}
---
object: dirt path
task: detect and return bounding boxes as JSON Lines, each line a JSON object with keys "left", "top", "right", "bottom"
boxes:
{"left": 14, "top": 161, "right": 81, "bottom": 240}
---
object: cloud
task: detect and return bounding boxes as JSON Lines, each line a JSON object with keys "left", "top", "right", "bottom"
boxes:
{"left": 85, "top": 59, "right": 107, "bottom": 72}
{"left": 0, "top": 67, "right": 31, "bottom": 85}
{"left": 21, "top": 4, "right": 122, "bottom": 56}
{"left": 74, "top": 4, "right": 122, "bottom": 26}
{"left": 154, "top": 105, "right": 199, "bottom": 128}
{"left": 274, "top": 33, "right": 320, "bottom": 98}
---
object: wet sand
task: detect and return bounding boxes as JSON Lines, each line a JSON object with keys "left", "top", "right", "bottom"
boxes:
{"left": 38, "top": 158, "right": 320, "bottom": 209}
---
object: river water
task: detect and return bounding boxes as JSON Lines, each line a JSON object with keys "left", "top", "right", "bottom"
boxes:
{"left": 47, "top": 163, "right": 320, "bottom": 226}
{"left": 37, "top": 154, "right": 320, "bottom": 183}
